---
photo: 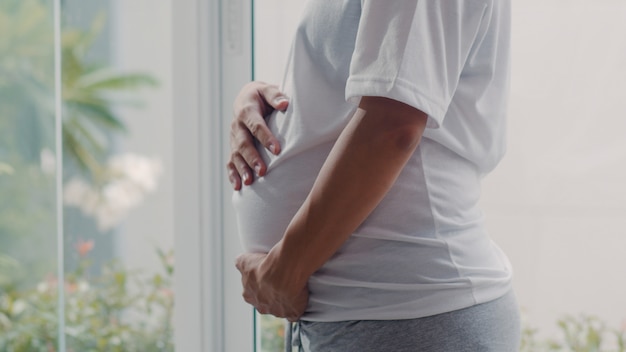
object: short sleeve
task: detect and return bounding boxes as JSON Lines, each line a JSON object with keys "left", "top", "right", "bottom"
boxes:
{"left": 345, "top": 0, "right": 489, "bottom": 128}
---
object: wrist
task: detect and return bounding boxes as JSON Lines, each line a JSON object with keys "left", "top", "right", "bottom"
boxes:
{"left": 264, "top": 240, "right": 310, "bottom": 291}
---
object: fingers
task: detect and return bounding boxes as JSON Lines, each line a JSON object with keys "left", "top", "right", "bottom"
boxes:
{"left": 233, "top": 82, "right": 284, "bottom": 157}
{"left": 228, "top": 119, "right": 262, "bottom": 189}
{"left": 254, "top": 302, "right": 301, "bottom": 321}
{"left": 253, "top": 83, "right": 286, "bottom": 154}
{"left": 235, "top": 253, "right": 246, "bottom": 272}
{"left": 228, "top": 148, "right": 254, "bottom": 189}
{"left": 259, "top": 84, "right": 289, "bottom": 112}
{"left": 226, "top": 161, "right": 242, "bottom": 191}
{"left": 229, "top": 81, "right": 289, "bottom": 189}
{"left": 264, "top": 287, "right": 309, "bottom": 321}
{"left": 236, "top": 252, "right": 307, "bottom": 320}
{"left": 235, "top": 252, "right": 266, "bottom": 274}
{"left": 239, "top": 107, "right": 282, "bottom": 157}
{"left": 234, "top": 119, "right": 271, "bottom": 175}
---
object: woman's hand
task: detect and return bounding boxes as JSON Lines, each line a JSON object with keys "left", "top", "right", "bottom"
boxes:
{"left": 235, "top": 251, "right": 309, "bottom": 322}
{"left": 227, "top": 82, "right": 289, "bottom": 190}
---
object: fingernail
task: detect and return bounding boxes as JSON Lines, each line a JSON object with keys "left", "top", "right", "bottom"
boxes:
{"left": 254, "top": 163, "right": 262, "bottom": 176}
{"left": 269, "top": 143, "right": 277, "bottom": 154}
{"left": 274, "top": 97, "right": 287, "bottom": 105}
{"left": 243, "top": 173, "right": 250, "bottom": 183}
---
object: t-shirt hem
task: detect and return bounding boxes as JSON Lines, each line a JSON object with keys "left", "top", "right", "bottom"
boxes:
{"left": 345, "top": 75, "right": 447, "bottom": 129}
{"left": 300, "top": 280, "right": 513, "bottom": 322}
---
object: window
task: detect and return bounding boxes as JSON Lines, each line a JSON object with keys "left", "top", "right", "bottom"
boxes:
{"left": 2, "top": 0, "right": 179, "bottom": 350}
{"left": 1, "top": 0, "right": 253, "bottom": 351}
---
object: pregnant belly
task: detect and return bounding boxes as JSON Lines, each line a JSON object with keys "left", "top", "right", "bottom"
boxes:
{"left": 231, "top": 146, "right": 330, "bottom": 253}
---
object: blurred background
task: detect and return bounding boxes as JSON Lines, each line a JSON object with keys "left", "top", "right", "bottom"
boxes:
{"left": 1, "top": 0, "right": 174, "bottom": 350}
{"left": 1, "top": 0, "right": 624, "bottom": 351}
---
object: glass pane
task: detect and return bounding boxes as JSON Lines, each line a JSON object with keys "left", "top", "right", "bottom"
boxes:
{"left": 0, "top": 0, "right": 62, "bottom": 349}
{"left": 253, "top": 1, "right": 307, "bottom": 351}
{"left": 3, "top": 0, "right": 180, "bottom": 349}
{"left": 60, "top": 1, "right": 175, "bottom": 350}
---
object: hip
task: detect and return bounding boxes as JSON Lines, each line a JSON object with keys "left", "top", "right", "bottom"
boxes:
{"left": 290, "top": 289, "right": 521, "bottom": 352}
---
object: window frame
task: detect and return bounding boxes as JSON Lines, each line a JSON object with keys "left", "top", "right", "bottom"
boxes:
{"left": 172, "top": 0, "right": 254, "bottom": 351}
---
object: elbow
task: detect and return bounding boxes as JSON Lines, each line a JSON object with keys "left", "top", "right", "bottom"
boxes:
{"left": 358, "top": 96, "right": 429, "bottom": 152}
{"left": 388, "top": 124, "right": 424, "bottom": 152}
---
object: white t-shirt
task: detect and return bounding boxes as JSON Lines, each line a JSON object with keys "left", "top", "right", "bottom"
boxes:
{"left": 233, "top": 0, "right": 513, "bottom": 322}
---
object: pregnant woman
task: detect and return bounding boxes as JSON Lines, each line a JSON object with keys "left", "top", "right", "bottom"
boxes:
{"left": 228, "top": 1, "right": 521, "bottom": 351}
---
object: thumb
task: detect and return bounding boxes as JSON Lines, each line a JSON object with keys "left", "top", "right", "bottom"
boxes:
{"left": 235, "top": 252, "right": 266, "bottom": 272}
{"left": 235, "top": 254, "right": 247, "bottom": 272}
{"left": 261, "top": 85, "right": 289, "bottom": 111}
{"left": 271, "top": 95, "right": 289, "bottom": 111}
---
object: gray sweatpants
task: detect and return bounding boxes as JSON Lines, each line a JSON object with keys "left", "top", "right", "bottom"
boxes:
{"left": 287, "top": 290, "right": 521, "bottom": 352}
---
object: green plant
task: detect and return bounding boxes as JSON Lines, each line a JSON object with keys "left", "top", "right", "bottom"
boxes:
{"left": 0, "top": 162, "right": 14, "bottom": 175}
{"left": 0, "top": 0, "right": 157, "bottom": 179}
{"left": 1, "top": 2, "right": 169, "bottom": 350}
{"left": 0, "top": 157, "right": 56, "bottom": 291}
{"left": 0, "top": 0, "right": 158, "bottom": 289}
{"left": 0, "top": 245, "right": 174, "bottom": 352}
{"left": 61, "top": 14, "right": 158, "bottom": 180}
{"left": 521, "top": 314, "right": 626, "bottom": 352}
{"left": 260, "top": 314, "right": 286, "bottom": 352}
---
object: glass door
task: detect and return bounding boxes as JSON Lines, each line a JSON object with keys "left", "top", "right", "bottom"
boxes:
{"left": 1, "top": 0, "right": 177, "bottom": 350}
{"left": 61, "top": 1, "right": 175, "bottom": 350}
{"left": 0, "top": 0, "right": 62, "bottom": 349}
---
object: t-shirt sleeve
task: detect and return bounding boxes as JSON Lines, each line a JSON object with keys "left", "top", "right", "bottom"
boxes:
{"left": 345, "top": 0, "right": 489, "bottom": 128}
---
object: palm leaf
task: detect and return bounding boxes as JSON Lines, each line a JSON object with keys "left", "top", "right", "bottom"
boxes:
{"left": 82, "top": 11, "right": 107, "bottom": 49}
{"left": 1, "top": 0, "right": 157, "bottom": 182}
{"left": 65, "top": 117, "right": 107, "bottom": 155}
{"left": 0, "top": 12, "right": 11, "bottom": 51}
{"left": 65, "top": 98, "right": 127, "bottom": 133}
{"left": 0, "top": 162, "right": 15, "bottom": 175}
{"left": 62, "top": 48, "right": 86, "bottom": 87}
{"left": 62, "top": 124, "right": 102, "bottom": 174}
{"left": 76, "top": 69, "right": 158, "bottom": 91}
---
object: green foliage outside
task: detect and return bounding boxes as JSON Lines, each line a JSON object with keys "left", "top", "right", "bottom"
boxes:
{"left": 0, "top": 0, "right": 58, "bottom": 290}
{"left": 1, "top": 0, "right": 169, "bottom": 350}
{"left": 521, "top": 315, "right": 626, "bottom": 352}
{"left": 259, "top": 314, "right": 286, "bottom": 352}
{"left": 0, "top": 0, "right": 157, "bottom": 178}
{"left": 0, "top": 247, "right": 174, "bottom": 352}
{"left": 0, "top": 0, "right": 157, "bottom": 286}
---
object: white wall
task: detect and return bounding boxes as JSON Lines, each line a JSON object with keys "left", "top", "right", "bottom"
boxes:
{"left": 483, "top": 0, "right": 626, "bottom": 338}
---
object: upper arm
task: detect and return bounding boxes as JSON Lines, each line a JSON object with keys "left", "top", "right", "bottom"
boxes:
{"left": 359, "top": 96, "right": 428, "bottom": 134}
{"left": 357, "top": 96, "right": 428, "bottom": 151}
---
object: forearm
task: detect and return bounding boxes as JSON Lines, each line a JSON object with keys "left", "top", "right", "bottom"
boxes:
{"left": 267, "top": 97, "right": 428, "bottom": 288}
